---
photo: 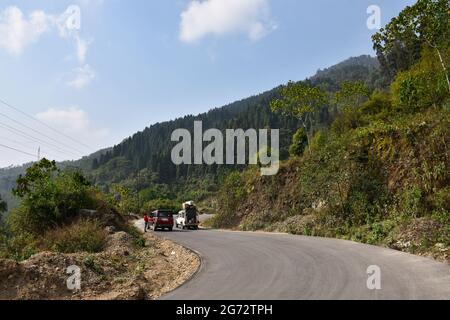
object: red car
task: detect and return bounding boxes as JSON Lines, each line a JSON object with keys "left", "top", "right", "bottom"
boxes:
{"left": 150, "top": 210, "right": 174, "bottom": 231}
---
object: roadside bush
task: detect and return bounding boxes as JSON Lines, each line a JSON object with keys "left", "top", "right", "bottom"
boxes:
{"left": 0, "top": 231, "right": 37, "bottom": 261}
{"left": 212, "top": 169, "right": 255, "bottom": 228}
{"left": 39, "top": 219, "right": 107, "bottom": 254}
{"left": 360, "top": 90, "right": 393, "bottom": 118}
{"left": 398, "top": 186, "right": 424, "bottom": 218}
{"left": 122, "top": 224, "right": 146, "bottom": 248}
{"left": 289, "top": 128, "right": 308, "bottom": 157}
{"left": 391, "top": 48, "right": 449, "bottom": 112}
{"left": 8, "top": 160, "right": 92, "bottom": 236}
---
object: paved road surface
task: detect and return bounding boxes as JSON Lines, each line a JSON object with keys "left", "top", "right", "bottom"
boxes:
{"left": 136, "top": 220, "right": 450, "bottom": 300}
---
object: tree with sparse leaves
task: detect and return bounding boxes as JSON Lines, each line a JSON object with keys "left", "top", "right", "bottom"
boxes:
{"left": 333, "top": 81, "right": 371, "bottom": 110}
{"left": 373, "top": 0, "right": 449, "bottom": 90}
{"left": 270, "top": 81, "right": 328, "bottom": 154}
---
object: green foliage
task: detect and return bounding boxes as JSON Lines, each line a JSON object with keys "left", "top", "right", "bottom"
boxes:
{"left": 139, "top": 184, "right": 171, "bottom": 203}
{"left": 289, "top": 128, "right": 308, "bottom": 157}
{"left": 372, "top": 0, "right": 449, "bottom": 81}
{"left": 398, "top": 186, "right": 424, "bottom": 218}
{"left": 211, "top": 169, "right": 255, "bottom": 228}
{"left": 123, "top": 225, "right": 146, "bottom": 248}
{"left": 391, "top": 47, "right": 450, "bottom": 111}
{"left": 430, "top": 187, "right": 450, "bottom": 225}
{"left": 308, "top": 130, "right": 328, "bottom": 152}
{"left": 8, "top": 159, "right": 92, "bottom": 235}
{"left": 271, "top": 81, "right": 328, "bottom": 118}
{"left": 13, "top": 158, "right": 58, "bottom": 198}
{"left": 107, "top": 184, "right": 138, "bottom": 215}
{"left": 360, "top": 90, "right": 393, "bottom": 117}
{"left": 83, "top": 255, "right": 103, "bottom": 274}
{"left": 143, "top": 198, "right": 179, "bottom": 213}
{"left": 333, "top": 81, "right": 371, "bottom": 110}
{"left": 271, "top": 81, "right": 328, "bottom": 153}
{"left": 0, "top": 231, "right": 37, "bottom": 261}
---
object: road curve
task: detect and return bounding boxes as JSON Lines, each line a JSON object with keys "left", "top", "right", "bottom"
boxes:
{"left": 136, "top": 221, "right": 450, "bottom": 300}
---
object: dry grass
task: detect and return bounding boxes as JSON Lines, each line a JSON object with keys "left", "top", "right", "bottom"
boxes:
{"left": 39, "top": 219, "right": 108, "bottom": 254}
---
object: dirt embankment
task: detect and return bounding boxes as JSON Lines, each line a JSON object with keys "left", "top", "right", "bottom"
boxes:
{"left": 0, "top": 228, "right": 200, "bottom": 300}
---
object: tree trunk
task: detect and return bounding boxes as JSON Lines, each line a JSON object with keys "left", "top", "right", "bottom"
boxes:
{"left": 426, "top": 38, "right": 450, "bottom": 93}
{"left": 336, "top": 180, "right": 346, "bottom": 217}
{"left": 302, "top": 115, "right": 312, "bottom": 155}
{"left": 435, "top": 48, "right": 450, "bottom": 92}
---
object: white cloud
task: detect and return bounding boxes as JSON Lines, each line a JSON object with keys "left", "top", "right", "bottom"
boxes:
{"left": 0, "top": 5, "right": 95, "bottom": 89}
{"left": 68, "top": 64, "right": 96, "bottom": 89}
{"left": 36, "top": 107, "right": 108, "bottom": 141}
{"left": 0, "top": 6, "right": 51, "bottom": 55}
{"left": 75, "top": 35, "right": 90, "bottom": 64}
{"left": 179, "top": 0, "right": 276, "bottom": 43}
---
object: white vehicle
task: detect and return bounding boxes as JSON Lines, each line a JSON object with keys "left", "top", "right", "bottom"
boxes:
{"left": 176, "top": 201, "right": 200, "bottom": 230}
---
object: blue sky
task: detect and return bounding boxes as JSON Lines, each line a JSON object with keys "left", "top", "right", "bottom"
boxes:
{"left": 0, "top": 0, "right": 414, "bottom": 167}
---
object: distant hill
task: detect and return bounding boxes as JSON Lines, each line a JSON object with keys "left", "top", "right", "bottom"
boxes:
{"left": 310, "top": 55, "right": 384, "bottom": 90}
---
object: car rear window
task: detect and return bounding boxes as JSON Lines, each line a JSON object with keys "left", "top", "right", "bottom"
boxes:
{"left": 157, "top": 211, "right": 173, "bottom": 218}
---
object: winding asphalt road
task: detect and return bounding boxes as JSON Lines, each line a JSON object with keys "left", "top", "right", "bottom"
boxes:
{"left": 136, "top": 220, "right": 450, "bottom": 300}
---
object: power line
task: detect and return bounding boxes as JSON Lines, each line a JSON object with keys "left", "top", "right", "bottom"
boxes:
{"left": 0, "top": 143, "right": 37, "bottom": 158}
{"left": 0, "top": 121, "right": 80, "bottom": 158}
{"left": 0, "top": 111, "right": 85, "bottom": 156}
{"left": 0, "top": 121, "right": 79, "bottom": 158}
{"left": 0, "top": 136, "right": 63, "bottom": 161}
{"left": 0, "top": 135, "right": 35, "bottom": 145}
{"left": 0, "top": 98, "right": 93, "bottom": 152}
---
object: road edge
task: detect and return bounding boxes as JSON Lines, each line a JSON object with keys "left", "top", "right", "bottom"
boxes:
{"left": 157, "top": 236, "right": 204, "bottom": 300}
{"left": 132, "top": 219, "right": 204, "bottom": 300}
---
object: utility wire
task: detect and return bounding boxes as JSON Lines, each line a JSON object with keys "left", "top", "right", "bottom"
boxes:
{"left": 0, "top": 143, "right": 38, "bottom": 158}
{"left": 0, "top": 111, "right": 85, "bottom": 156}
{"left": 0, "top": 98, "right": 93, "bottom": 152}
{"left": 0, "top": 135, "right": 35, "bottom": 145}
{"left": 0, "top": 136, "right": 63, "bottom": 161}
{"left": 0, "top": 121, "right": 80, "bottom": 158}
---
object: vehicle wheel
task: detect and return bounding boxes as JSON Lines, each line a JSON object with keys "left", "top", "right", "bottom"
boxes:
{"left": 169, "top": 227, "right": 173, "bottom": 232}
